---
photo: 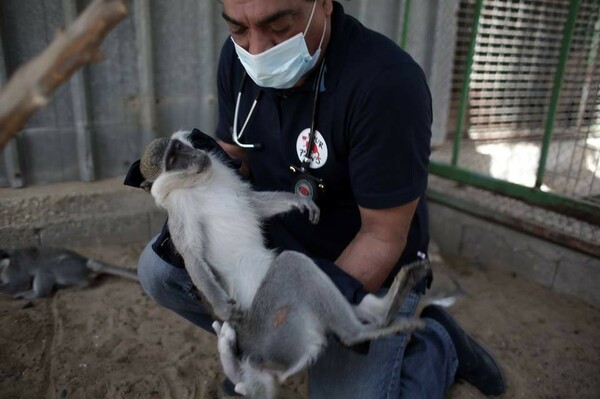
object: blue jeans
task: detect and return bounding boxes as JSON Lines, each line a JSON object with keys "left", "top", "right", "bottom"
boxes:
{"left": 138, "top": 238, "right": 458, "bottom": 399}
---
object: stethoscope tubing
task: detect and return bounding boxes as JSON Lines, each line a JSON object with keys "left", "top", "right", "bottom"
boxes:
{"left": 232, "top": 72, "right": 263, "bottom": 149}
{"left": 231, "top": 60, "right": 325, "bottom": 156}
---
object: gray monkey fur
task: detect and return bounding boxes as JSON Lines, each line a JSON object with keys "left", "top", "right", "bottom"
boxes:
{"left": 0, "top": 247, "right": 138, "bottom": 300}
{"left": 140, "top": 137, "right": 170, "bottom": 191}
{"left": 150, "top": 131, "right": 429, "bottom": 398}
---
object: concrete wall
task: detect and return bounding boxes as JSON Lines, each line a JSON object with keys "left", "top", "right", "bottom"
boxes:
{"left": 0, "top": 178, "right": 165, "bottom": 249}
{"left": 429, "top": 201, "right": 600, "bottom": 308}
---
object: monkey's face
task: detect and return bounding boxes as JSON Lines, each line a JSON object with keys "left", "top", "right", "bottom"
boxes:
{"left": 163, "top": 138, "right": 212, "bottom": 176}
{"left": 151, "top": 132, "right": 215, "bottom": 205}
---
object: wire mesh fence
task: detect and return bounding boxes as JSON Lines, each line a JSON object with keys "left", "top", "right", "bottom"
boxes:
{"left": 431, "top": 0, "right": 600, "bottom": 222}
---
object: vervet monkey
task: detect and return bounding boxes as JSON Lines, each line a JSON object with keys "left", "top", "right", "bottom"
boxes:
{"left": 0, "top": 247, "right": 138, "bottom": 299}
{"left": 150, "top": 130, "right": 429, "bottom": 398}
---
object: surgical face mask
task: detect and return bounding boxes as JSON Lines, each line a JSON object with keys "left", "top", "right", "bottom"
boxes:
{"left": 232, "top": 1, "right": 327, "bottom": 89}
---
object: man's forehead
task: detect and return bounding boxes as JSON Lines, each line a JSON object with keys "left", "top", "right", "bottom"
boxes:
{"left": 221, "top": 0, "right": 310, "bottom": 25}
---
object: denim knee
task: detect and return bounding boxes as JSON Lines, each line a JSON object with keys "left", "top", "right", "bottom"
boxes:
{"left": 137, "top": 238, "right": 216, "bottom": 332}
{"left": 137, "top": 238, "right": 183, "bottom": 308}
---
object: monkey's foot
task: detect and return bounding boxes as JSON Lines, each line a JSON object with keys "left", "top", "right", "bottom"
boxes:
{"left": 14, "top": 290, "right": 40, "bottom": 300}
{"left": 213, "top": 321, "right": 243, "bottom": 384}
{"left": 234, "top": 382, "right": 248, "bottom": 396}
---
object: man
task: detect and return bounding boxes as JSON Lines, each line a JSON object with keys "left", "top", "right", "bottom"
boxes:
{"left": 135, "top": 0, "right": 506, "bottom": 397}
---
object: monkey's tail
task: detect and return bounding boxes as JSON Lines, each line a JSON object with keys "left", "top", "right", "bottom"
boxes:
{"left": 379, "top": 259, "right": 431, "bottom": 326}
{"left": 341, "top": 318, "right": 426, "bottom": 347}
{"left": 86, "top": 259, "right": 138, "bottom": 281}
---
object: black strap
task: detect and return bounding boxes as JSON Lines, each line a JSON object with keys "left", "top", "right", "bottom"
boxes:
{"left": 301, "top": 60, "right": 327, "bottom": 170}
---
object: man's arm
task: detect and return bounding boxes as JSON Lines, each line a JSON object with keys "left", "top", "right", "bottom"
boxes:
{"left": 218, "top": 139, "right": 246, "bottom": 160}
{"left": 218, "top": 139, "right": 251, "bottom": 177}
{"left": 335, "top": 198, "right": 419, "bottom": 293}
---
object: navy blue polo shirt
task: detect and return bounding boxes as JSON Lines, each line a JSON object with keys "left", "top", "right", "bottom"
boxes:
{"left": 216, "top": 1, "right": 431, "bottom": 302}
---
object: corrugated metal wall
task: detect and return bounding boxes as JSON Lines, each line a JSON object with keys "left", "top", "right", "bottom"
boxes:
{"left": 0, "top": 0, "right": 456, "bottom": 187}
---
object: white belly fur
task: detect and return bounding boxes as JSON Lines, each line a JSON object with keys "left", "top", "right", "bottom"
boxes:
{"left": 169, "top": 169, "right": 274, "bottom": 309}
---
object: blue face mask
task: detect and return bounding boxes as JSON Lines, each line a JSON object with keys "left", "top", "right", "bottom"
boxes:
{"left": 232, "top": 1, "right": 326, "bottom": 89}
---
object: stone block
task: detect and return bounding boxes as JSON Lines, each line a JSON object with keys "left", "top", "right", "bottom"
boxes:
{"left": 554, "top": 253, "right": 600, "bottom": 308}
{"left": 149, "top": 209, "right": 167, "bottom": 238}
{"left": 459, "top": 221, "right": 558, "bottom": 288}
{"left": 428, "top": 202, "right": 463, "bottom": 259}
{"left": 0, "top": 226, "right": 40, "bottom": 249}
{"left": 40, "top": 213, "right": 151, "bottom": 247}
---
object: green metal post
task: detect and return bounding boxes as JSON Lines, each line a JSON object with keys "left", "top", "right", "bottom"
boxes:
{"left": 452, "top": 0, "right": 484, "bottom": 167}
{"left": 400, "top": 0, "right": 412, "bottom": 49}
{"left": 535, "top": 0, "right": 582, "bottom": 188}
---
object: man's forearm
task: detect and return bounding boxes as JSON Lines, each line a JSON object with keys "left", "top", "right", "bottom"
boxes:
{"left": 336, "top": 199, "right": 419, "bottom": 293}
{"left": 335, "top": 231, "right": 407, "bottom": 293}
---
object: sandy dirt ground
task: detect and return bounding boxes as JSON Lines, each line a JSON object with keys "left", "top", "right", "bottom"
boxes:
{"left": 0, "top": 242, "right": 598, "bottom": 399}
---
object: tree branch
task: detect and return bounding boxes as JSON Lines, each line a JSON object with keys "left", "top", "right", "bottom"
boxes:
{"left": 0, "top": 0, "right": 130, "bottom": 149}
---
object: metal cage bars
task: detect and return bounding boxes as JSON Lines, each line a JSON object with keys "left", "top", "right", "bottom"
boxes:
{"left": 428, "top": 0, "right": 600, "bottom": 226}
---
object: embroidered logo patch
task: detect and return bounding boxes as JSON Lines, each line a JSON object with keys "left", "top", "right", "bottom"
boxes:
{"left": 296, "top": 128, "right": 328, "bottom": 169}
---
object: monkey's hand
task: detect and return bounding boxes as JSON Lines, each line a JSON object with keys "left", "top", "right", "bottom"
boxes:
{"left": 228, "top": 300, "right": 244, "bottom": 325}
{"left": 296, "top": 197, "right": 320, "bottom": 224}
{"left": 249, "top": 191, "right": 320, "bottom": 224}
{"left": 213, "top": 321, "right": 243, "bottom": 385}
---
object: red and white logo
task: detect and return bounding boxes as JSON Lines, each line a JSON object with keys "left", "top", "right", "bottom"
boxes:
{"left": 294, "top": 179, "right": 313, "bottom": 198}
{"left": 296, "top": 128, "right": 328, "bottom": 169}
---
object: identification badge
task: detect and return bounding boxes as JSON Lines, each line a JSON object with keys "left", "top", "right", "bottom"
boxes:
{"left": 290, "top": 166, "right": 325, "bottom": 203}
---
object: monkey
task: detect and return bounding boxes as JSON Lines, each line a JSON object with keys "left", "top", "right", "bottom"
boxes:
{"left": 0, "top": 247, "right": 138, "bottom": 300}
{"left": 149, "top": 130, "right": 430, "bottom": 398}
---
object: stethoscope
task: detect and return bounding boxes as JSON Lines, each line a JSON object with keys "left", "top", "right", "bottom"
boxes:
{"left": 231, "top": 60, "right": 326, "bottom": 165}
{"left": 231, "top": 60, "right": 328, "bottom": 201}
{"left": 232, "top": 73, "right": 264, "bottom": 149}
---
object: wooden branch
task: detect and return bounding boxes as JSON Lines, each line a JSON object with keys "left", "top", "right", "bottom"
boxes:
{"left": 0, "top": 0, "right": 130, "bottom": 149}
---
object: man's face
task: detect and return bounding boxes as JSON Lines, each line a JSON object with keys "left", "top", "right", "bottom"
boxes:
{"left": 221, "top": 0, "right": 332, "bottom": 56}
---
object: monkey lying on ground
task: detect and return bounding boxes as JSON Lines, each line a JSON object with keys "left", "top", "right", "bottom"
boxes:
{"left": 149, "top": 130, "right": 429, "bottom": 398}
{"left": 0, "top": 247, "right": 138, "bottom": 299}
